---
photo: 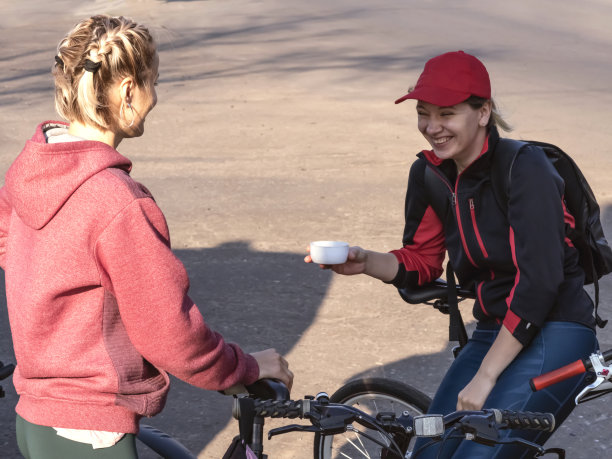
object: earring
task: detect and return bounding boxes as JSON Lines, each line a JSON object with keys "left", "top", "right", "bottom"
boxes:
{"left": 121, "top": 101, "right": 135, "bottom": 128}
{"left": 127, "top": 102, "right": 135, "bottom": 128}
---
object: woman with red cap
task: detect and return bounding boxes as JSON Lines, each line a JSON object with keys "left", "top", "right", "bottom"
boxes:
{"left": 307, "top": 50, "right": 598, "bottom": 457}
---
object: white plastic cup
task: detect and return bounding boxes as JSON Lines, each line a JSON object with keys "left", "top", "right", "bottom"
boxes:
{"left": 309, "top": 241, "right": 349, "bottom": 265}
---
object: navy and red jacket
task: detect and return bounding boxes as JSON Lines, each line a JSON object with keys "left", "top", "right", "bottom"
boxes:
{"left": 388, "top": 126, "right": 596, "bottom": 345}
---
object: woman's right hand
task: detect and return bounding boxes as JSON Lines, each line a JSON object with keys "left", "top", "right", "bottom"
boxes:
{"left": 251, "top": 348, "right": 294, "bottom": 391}
{"left": 304, "top": 245, "right": 368, "bottom": 275}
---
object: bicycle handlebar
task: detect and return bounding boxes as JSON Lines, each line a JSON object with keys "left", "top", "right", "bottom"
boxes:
{"left": 495, "top": 409, "right": 555, "bottom": 432}
{"left": 252, "top": 398, "right": 306, "bottom": 419}
{"left": 530, "top": 360, "right": 588, "bottom": 391}
{"left": 245, "top": 379, "right": 290, "bottom": 401}
{"left": 231, "top": 386, "right": 559, "bottom": 458}
{"left": 237, "top": 395, "right": 556, "bottom": 434}
{"left": 530, "top": 348, "right": 612, "bottom": 392}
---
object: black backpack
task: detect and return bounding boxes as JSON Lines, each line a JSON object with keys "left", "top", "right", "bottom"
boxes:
{"left": 493, "top": 139, "right": 612, "bottom": 328}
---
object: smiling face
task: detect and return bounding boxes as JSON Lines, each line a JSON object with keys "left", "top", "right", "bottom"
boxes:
{"left": 416, "top": 100, "right": 491, "bottom": 173}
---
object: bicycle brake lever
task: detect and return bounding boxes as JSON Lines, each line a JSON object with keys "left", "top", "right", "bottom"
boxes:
{"left": 267, "top": 424, "right": 321, "bottom": 439}
{"left": 458, "top": 415, "right": 499, "bottom": 446}
{"left": 575, "top": 376, "right": 605, "bottom": 404}
{"left": 575, "top": 352, "right": 611, "bottom": 404}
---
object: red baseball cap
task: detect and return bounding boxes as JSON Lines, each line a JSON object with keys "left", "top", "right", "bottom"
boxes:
{"left": 395, "top": 51, "right": 491, "bottom": 106}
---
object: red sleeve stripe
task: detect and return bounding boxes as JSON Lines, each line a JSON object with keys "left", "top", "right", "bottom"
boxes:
{"left": 504, "top": 226, "right": 521, "bottom": 333}
{"left": 476, "top": 281, "right": 491, "bottom": 317}
{"left": 391, "top": 205, "right": 445, "bottom": 285}
{"left": 504, "top": 309, "right": 522, "bottom": 332}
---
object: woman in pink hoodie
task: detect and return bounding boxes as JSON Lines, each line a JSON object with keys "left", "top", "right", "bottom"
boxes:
{"left": 1, "top": 15, "right": 292, "bottom": 458}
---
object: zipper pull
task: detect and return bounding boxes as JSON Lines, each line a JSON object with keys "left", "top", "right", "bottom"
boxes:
{"left": 469, "top": 198, "right": 474, "bottom": 209}
{"left": 452, "top": 193, "right": 457, "bottom": 206}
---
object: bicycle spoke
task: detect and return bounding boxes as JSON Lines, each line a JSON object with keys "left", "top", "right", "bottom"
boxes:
{"left": 314, "top": 378, "right": 431, "bottom": 459}
{"left": 343, "top": 427, "right": 371, "bottom": 458}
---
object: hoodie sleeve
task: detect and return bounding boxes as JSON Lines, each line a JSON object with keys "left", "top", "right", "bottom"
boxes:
{"left": 94, "top": 196, "right": 259, "bottom": 390}
{"left": 502, "top": 145, "right": 566, "bottom": 345}
{"left": 0, "top": 187, "right": 11, "bottom": 270}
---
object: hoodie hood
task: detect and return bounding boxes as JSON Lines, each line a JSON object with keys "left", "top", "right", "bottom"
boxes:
{"left": 5, "top": 121, "right": 132, "bottom": 229}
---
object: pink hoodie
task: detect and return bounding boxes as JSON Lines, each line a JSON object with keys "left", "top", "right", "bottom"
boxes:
{"left": 1, "top": 121, "right": 259, "bottom": 433}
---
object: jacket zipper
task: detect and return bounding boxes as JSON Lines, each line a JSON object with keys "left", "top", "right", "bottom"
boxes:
{"left": 454, "top": 180, "right": 478, "bottom": 267}
{"left": 469, "top": 198, "right": 489, "bottom": 258}
{"left": 426, "top": 162, "right": 478, "bottom": 267}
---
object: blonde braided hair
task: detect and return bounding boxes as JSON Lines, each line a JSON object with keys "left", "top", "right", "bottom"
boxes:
{"left": 53, "top": 15, "right": 156, "bottom": 130}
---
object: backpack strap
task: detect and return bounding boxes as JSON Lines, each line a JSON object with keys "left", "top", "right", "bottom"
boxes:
{"left": 489, "top": 138, "right": 526, "bottom": 215}
{"left": 423, "top": 164, "right": 451, "bottom": 218}
{"left": 583, "top": 239, "right": 607, "bottom": 327}
{"left": 445, "top": 261, "right": 468, "bottom": 354}
{"left": 422, "top": 164, "right": 469, "bottom": 351}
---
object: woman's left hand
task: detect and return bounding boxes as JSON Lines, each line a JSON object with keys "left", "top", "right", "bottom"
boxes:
{"left": 456, "top": 373, "right": 496, "bottom": 411}
{"left": 457, "top": 325, "right": 524, "bottom": 411}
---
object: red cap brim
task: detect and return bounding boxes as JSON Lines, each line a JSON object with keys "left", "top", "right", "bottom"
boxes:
{"left": 395, "top": 86, "right": 471, "bottom": 107}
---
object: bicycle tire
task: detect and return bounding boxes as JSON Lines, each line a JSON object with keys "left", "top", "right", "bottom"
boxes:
{"left": 313, "top": 377, "right": 431, "bottom": 459}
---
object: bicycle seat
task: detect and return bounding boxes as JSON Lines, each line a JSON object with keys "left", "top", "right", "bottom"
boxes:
{"left": 398, "top": 279, "right": 475, "bottom": 304}
{"left": 0, "top": 362, "right": 15, "bottom": 380}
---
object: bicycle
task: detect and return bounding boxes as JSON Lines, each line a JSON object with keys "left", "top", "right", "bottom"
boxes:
{"left": 137, "top": 378, "right": 430, "bottom": 458}
{"left": 217, "top": 379, "right": 560, "bottom": 459}
{"left": 1, "top": 360, "right": 562, "bottom": 458}
{"left": 223, "top": 278, "right": 564, "bottom": 458}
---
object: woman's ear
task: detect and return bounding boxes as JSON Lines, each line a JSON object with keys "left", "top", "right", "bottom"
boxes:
{"left": 479, "top": 100, "right": 492, "bottom": 127}
{"left": 118, "top": 77, "right": 134, "bottom": 105}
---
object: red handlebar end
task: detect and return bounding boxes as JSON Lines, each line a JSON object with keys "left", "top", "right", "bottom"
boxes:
{"left": 530, "top": 360, "right": 587, "bottom": 392}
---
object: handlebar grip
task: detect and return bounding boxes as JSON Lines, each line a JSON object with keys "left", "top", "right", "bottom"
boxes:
{"left": 246, "top": 379, "right": 290, "bottom": 401}
{"left": 529, "top": 359, "right": 586, "bottom": 392}
{"left": 253, "top": 399, "right": 305, "bottom": 419}
{"left": 496, "top": 410, "right": 555, "bottom": 432}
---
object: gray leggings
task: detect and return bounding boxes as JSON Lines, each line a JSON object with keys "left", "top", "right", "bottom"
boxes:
{"left": 16, "top": 415, "right": 138, "bottom": 459}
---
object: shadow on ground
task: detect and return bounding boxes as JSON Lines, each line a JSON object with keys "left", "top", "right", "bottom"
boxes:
{"left": 0, "top": 240, "right": 333, "bottom": 458}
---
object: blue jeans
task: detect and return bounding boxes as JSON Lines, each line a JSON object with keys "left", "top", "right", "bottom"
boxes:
{"left": 412, "top": 321, "right": 598, "bottom": 459}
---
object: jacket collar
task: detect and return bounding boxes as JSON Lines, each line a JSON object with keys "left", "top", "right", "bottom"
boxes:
{"left": 417, "top": 125, "right": 502, "bottom": 181}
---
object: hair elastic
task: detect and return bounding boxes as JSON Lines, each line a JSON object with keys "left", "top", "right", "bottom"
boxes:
{"left": 84, "top": 59, "right": 102, "bottom": 73}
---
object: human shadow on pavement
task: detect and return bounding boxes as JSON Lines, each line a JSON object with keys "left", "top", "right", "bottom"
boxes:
{"left": 137, "top": 241, "right": 333, "bottom": 457}
{"left": 0, "top": 240, "right": 333, "bottom": 458}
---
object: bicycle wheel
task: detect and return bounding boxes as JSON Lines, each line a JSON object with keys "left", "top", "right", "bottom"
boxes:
{"left": 313, "top": 378, "right": 431, "bottom": 459}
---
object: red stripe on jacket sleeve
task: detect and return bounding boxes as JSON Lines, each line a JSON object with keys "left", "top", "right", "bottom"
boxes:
{"left": 390, "top": 205, "right": 445, "bottom": 285}
{"left": 503, "top": 226, "right": 521, "bottom": 333}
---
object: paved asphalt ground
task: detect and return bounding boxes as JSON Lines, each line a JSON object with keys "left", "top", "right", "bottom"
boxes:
{"left": 2, "top": 1, "right": 612, "bottom": 457}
